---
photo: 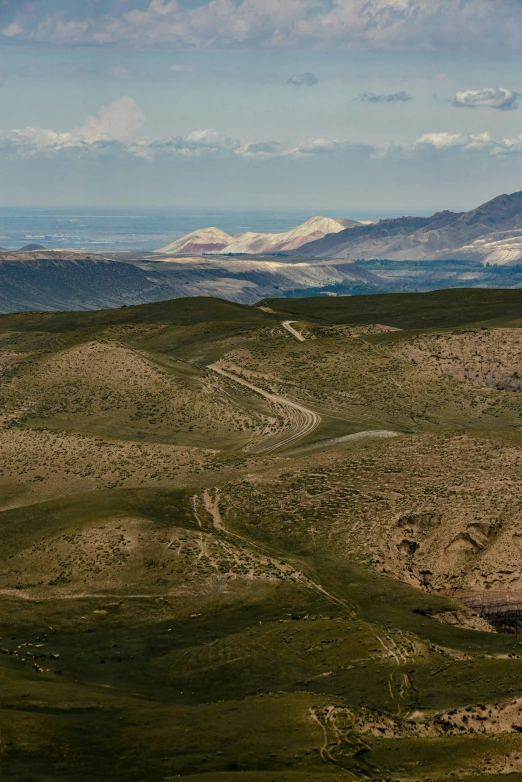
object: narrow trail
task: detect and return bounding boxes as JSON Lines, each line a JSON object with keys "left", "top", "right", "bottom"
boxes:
{"left": 199, "top": 489, "right": 354, "bottom": 615}
{"left": 374, "top": 633, "right": 413, "bottom": 716}
{"left": 309, "top": 708, "right": 361, "bottom": 778}
{"left": 282, "top": 320, "right": 306, "bottom": 342}
{"left": 208, "top": 362, "right": 321, "bottom": 454}
{"left": 204, "top": 487, "right": 415, "bottom": 717}
{"left": 197, "top": 489, "right": 419, "bottom": 769}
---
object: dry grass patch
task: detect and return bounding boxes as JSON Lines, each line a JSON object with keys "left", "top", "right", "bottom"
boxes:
{"left": 220, "top": 432, "right": 522, "bottom": 595}
{"left": 396, "top": 327, "right": 522, "bottom": 391}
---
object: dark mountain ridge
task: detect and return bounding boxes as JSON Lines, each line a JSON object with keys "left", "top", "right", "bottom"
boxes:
{"left": 0, "top": 257, "right": 180, "bottom": 313}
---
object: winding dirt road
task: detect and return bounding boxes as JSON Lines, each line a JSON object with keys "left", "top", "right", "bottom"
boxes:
{"left": 208, "top": 362, "right": 321, "bottom": 454}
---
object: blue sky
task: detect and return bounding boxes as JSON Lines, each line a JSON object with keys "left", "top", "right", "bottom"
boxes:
{"left": 2, "top": 1, "right": 522, "bottom": 213}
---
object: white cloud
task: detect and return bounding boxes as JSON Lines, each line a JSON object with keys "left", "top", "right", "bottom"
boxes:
{"left": 287, "top": 72, "right": 318, "bottom": 86}
{"left": 130, "top": 128, "right": 242, "bottom": 160}
{"left": 7, "top": 97, "right": 522, "bottom": 164}
{"left": 355, "top": 91, "right": 412, "bottom": 103}
{"left": 4, "top": 1, "right": 522, "bottom": 51}
{"left": 76, "top": 96, "right": 144, "bottom": 143}
{"left": 415, "top": 132, "right": 467, "bottom": 150}
{"left": 7, "top": 97, "right": 144, "bottom": 155}
{"left": 2, "top": 20, "right": 23, "bottom": 38}
{"left": 413, "top": 131, "right": 522, "bottom": 155}
{"left": 452, "top": 88, "right": 520, "bottom": 111}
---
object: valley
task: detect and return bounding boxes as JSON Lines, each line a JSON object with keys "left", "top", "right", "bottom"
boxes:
{"left": 4, "top": 290, "right": 522, "bottom": 779}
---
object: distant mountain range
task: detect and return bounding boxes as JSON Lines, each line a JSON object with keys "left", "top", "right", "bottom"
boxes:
{"left": 295, "top": 191, "right": 522, "bottom": 264}
{"left": 6, "top": 190, "right": 522, "bottom": 313}
{"left": 156, "top": 216, "right": 362, "bottom": 255}
{"left": 158, "top": 191, "right": 522, "bottom": 265}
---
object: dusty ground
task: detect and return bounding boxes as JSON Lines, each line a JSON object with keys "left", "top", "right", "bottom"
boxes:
{"left": 220, "top": 431, "right": 522, "bottom": 595}
{"left": 396, "top": 327, "right": 522, "bottom": 391}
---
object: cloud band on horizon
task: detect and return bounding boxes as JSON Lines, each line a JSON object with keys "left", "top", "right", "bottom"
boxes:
{"left": 3, "top": 0, "right": 522, "bottom": 51}
{"left": 6, "top": 96, "right": 522, "bottom": 162}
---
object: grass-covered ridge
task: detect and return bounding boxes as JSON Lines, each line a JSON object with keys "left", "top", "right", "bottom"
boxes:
{"left": 263, "top": 287, "right": 522, "bottom": 329}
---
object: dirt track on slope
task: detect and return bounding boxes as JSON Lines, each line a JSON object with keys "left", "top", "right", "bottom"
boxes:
{"left": 282, "top": 320, "right": 306, "bottom": 342}
{"left": 208, "top": 362, "right": 321, "bottom": 453}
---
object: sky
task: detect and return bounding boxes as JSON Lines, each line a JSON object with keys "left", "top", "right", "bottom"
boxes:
{"left": 2, "top": 1, "right": 522, "bottom": 213}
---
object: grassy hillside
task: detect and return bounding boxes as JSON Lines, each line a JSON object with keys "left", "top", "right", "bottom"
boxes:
{"left": 263, "top": 288, "right": 522, "bottom": 329}
{"left": 5, "top": 291, "right": 522, "bottom": 779}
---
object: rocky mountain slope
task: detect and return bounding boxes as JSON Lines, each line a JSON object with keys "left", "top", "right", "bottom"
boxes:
{"left": 156, "top": 215, "right": 360, "bottom": 255}
{"left": 297, "top": 191, "right": 522, "bottom": 264}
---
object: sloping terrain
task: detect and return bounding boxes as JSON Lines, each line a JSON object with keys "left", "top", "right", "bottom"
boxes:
{"left": 395, "top": 328, "right": 522, "bottom": 390}
{"left": 0, "top": 340, "right": 274, "bottom": 448}
{"left": 263, "top": 287, "right": 522, "bottom": 329}
{"left": 296, "top": 190, "right": 522, "bottom": 264}
{"left": 142, "top": 255, "right": 384, "bottom": 303}
{"left": 0, "top": 251, "right": 386, "bottom": 311}
{"left": 155, "top": 190, "right": 522, "bottom": 265}
{"left": 215, "top": 216, "right": 352, "bottom": 254}
{"left": 0, "top": 255, "right": 184, "bottom": 312}
{"left": 6, "top": 291, "right": 522, "bottom": 779}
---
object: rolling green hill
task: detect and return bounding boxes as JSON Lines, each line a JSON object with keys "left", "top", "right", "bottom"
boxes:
{"left": 4, "top": 291, "right": 522, "bottom": 780}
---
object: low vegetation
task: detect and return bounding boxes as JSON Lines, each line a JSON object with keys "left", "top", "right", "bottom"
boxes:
{"left": 4, "top": 290, "right": 522, "bottom": 780}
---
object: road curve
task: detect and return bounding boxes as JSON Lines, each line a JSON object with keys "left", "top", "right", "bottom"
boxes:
{"left": 208, "top": 362, "right": 321, "bottom": 454}
{"left": 282, "top": 320, "right": 306, "bottom": 342}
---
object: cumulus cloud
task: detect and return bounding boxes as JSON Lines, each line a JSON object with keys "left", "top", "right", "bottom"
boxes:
{"left": 355, "top": 91, "right": 412, "bottom": 103}
{"left": 287, "top": 72, "right": 318, "bottom": 87}
{"left": 414, "top": 131, "right": 522, "bottom": 155}
{"left": 452, "top": 87, "right": 520, "bottom": 111}
{"left": 76, "top": 96, "right": 144, "bottom": 143}
{"left": 4, "top": 0, "right": 522, "bottom": 51}
{"left": 7, "top": 97, "right": 144, "bottom": 155}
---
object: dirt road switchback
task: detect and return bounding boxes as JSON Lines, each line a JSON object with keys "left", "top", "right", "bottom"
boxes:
{"left": 209, "top": 362, "right": 321, "bottom": 454}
